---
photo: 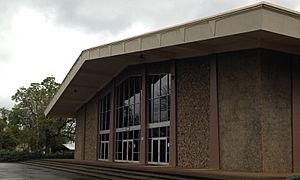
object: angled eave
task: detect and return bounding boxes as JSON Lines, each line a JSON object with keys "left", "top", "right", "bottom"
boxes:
{"left": 45, "top": 2, "right": 300, "bottom": 117}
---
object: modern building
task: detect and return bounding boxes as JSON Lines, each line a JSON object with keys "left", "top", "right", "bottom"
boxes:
{"left": 45, "top": 2, "right": 300, "bottom": 173}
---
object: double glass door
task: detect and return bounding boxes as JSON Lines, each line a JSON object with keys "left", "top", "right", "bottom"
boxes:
{"left": 150, "top": 137, "right": 168, "bottom": 164}
{"left": 99, "top": 141, "right": 109, "bottom": 160}
{"left": 122, "top": 139, "right": 133, "bottom": 161}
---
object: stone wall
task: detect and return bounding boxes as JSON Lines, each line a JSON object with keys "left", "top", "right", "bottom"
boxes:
{"left": 176, "top": 57, "right": 210, "bottom": 168}
{"left": 74, "top": 107, "right": 85, "bottom": 160}
{"left": 84, "top": 96, "right": 99, "bottom": 160}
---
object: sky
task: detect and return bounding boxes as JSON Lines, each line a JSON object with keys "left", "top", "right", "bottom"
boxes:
{"left": 0, "top": 0, "right": 299, "bottom": 109}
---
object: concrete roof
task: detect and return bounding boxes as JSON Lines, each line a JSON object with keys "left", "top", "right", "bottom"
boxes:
{"left": 45, "top": 2, "right": 300, "bottom": 117}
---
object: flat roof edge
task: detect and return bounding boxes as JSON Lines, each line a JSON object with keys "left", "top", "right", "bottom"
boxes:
{"left": 44, "top": 52, "right": 84, "bottom": 117}
{"left": 45, "top": 2, "right": 300, "bottom": 117}
{"left": 83, "top": 2, "right": 300, "bottom": 53}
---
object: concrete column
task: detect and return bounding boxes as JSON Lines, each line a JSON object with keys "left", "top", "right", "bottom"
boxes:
{"left": 108, "top": 80, "right": 116, "bottom": 162}
{"left": 293, "top": 58, "right": 300, "bottom": 173}
{"left": 74, "top": 106, "right": 86, "bottom": 160}
{"left": 209, "top": 56, "right": 220, "bottom": 169}
{"left": 140, "top": 64, "right": 147, "bottom": 164}
{"left": 170, "top": 60, "right": 177, "bottom": 166}
{"left": 83, "top": 106, "right": 86, "bottom": 160}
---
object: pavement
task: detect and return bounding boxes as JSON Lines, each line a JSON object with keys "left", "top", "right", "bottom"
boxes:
{"left": 0, "top": 163, "right": 100, "bottom": 180}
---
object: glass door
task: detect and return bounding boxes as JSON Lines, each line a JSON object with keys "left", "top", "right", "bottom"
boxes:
{"left": 150, "top": 137, "right": 168, "bottom": 164}
{"left": 99, "top": 141, "right": 109, "bottom": 160}
{"left": 159, "top": 138, "right": 167, "bottom": 163}
{"left": 122, "top": 139, "right": 133, "bottom": 161}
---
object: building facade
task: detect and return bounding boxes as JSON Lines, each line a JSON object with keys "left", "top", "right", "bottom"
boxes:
{"left": 45, "top": 3, "right": 300, "bottom": 173}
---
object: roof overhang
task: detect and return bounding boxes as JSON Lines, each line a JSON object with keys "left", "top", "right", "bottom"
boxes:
{"left": 45, "top": 2, "right": 300, "bottom": 117}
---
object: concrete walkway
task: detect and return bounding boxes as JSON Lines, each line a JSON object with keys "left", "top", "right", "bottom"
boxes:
{"left": 0, "top": 163, "right": 100, "bottom": 180}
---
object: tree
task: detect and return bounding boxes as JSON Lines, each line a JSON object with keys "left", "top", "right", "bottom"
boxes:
{"left": 0, "top": 108, "right": 18, "bottom": 150}
{"left": 10, "top": 77, "right": 75, "bottom": 153}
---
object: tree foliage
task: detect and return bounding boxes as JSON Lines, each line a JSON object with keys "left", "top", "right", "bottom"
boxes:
{"left": 0, "top": 108, "right": 18, "bottom": 150}
{"left": 0, "top": 77, "right": 75, "bottom": 153}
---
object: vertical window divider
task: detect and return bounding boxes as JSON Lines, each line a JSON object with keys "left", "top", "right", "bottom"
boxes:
{"left": 140, "top": 64, "right": 147, "bottom": 164}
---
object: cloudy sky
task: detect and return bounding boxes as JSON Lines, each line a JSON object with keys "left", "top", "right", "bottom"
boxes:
{"left": 0, "top": 0, "right": 299, "bottom": 108}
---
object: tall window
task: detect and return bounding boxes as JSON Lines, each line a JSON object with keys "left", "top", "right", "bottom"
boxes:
{"left": 148, "top": 74, "right": 171, "bottom": 164}
{"left": 115, "top": 77, "right": 141, "bottom": 162}
{"left": 98, "top": 93, "right": 111, "bottom": 160}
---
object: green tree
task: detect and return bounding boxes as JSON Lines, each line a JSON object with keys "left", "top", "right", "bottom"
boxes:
{"left": 11, "top": 77, "right": 75, "bottom": 153}
{"left": 0, "top": 108, "right": 18, "bottom": 150}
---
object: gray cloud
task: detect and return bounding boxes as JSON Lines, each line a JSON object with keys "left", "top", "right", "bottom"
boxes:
{"left": 0, "top": 51, "right": 11, "bottom": 62}
{"left": 0, "top": 0, "right": 299, "bottom": 110}
{"left": 0, "top": 96, "right": 13, "bottom": 109}
{"left": 0, "top": 0, "right": 299, "bottom": 35}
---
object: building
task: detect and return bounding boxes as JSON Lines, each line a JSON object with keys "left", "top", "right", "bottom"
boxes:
{"left": 45, "top": 2, "right": 300, "bottom": 173}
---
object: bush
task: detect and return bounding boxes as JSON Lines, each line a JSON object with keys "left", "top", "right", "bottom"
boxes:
{"left": 0, "top": 150, "right": 74, "bottom": 162}
{"left": 42, "top": 151, "right": 74, "bottom": 159}
{"left": 287, "top": 174, "right": 300, "bottom": 180}
{"left": 0, "top": 150, "right": 41, "bottom": 162}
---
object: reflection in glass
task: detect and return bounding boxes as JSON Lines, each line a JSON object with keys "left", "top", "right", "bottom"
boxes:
{"left": 148, "top": 74, "right": 171, "bottom": 164}
{"left": 153, "top": 76, "right": 160, "bottom": 98}
{"left": 99, "top": 93, "right": 111, "bottom": 160}
{"left": 148, "top": 74, "right": 171, "bottom": 124}
{"left": 153, "top": 98, "right": 160, "bottom": 123}
{"left": 115, "top": 76, "right": 141, "bottom": 162}
{"left": 161, "top": 74, "right": 168, "bottom": 96}
{"left": 134, "top": 105, "right": 140, "bottom": 126}
{"left": 135, "top": 78, "right": 140, "bottom": 103}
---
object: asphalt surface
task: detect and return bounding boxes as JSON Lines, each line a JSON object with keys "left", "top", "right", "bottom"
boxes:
{"left": 0, "top": 163, "right": 100, "bottom": 180}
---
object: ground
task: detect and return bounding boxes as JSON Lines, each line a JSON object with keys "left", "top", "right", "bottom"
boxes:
{"left": 0, "top": 163, "right": 99, "bottom": 180}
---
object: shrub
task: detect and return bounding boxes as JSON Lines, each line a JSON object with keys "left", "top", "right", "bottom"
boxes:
{"left": 42, "top": 151, "right": 74, "bottom": 159}
{"left": 0, "top": 150, "right": 74, "bottom": 162}
{"left": 287, "top": 174, "right": 300, "bottom": 180}
{"left": 0, "top": 150, "right": 41, "bottom": 162}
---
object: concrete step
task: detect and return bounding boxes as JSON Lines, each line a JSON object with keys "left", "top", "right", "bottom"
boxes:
{"left": 22, "top": 160, "right": 207, "bottom": 180}
{"left": 22, "top": 161, "right": 123, "bottom": 180}
{"left": 42, "top": 159, "right": 214, "bottom": 179}
{"left": 22, "top": 161, "right": 145, "bottom": 180}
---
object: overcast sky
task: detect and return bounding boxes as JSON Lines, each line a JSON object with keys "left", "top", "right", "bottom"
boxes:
{"left": 0, "top": 0, "right": 299, "bottom": 109}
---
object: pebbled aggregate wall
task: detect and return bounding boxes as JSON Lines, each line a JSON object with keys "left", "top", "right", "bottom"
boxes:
{"left": 84, "top": 96, "right": 99, "bottom": 160}
{"left": 176, "top": 57, "right": 210, "bottom": 168}
{"left": 75, "top": 107, "right": 85, "bottom": 160}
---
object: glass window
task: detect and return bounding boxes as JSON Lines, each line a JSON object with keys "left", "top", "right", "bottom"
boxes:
{"left": 148, "top": 73, "right": 171, "bottom": 164}
{"left": 115, "top": 76, "right": 142, "bottom": 162}
{"left": 98, "top": 93, "right": 111, "bottom": 160}
{"left": 148, "top": 74, "right": 171, "bottom": 124}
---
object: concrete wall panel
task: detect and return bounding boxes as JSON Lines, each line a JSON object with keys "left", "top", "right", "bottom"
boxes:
{"left": 84, "top": 97, "right": 99, "bottom": 160}
{"left": 293, "top": 57, "right": 300, "bottom": 173}
{"left": 185, "top": 23, "right": 213, "bottom": 42}
{"left": 141, "top": 35, "right": 160, "bottom": 50}
{"left": 112, "top": 43, "right": 124, "bottom": 55}
{"left": 125, "top": 39, "right": 139, "bottom": 53}
{"left": 89, "top": 48, "right": 100, "bottom": 60}
{"left": 161, "top": 29, "right": 183, "bottom": 46}
{"left": 218, "top": 49, "right": 293, "bottom": 173}
{"left": 75, "top": 107, "right": 85, "bottom": 160}
{"left": 261, "top": 51, "right": 292, "bottom": 173}
{"left": 177, "top": 57, "right": 210, "bottom": 168}
{"left": 215, "top": 9, "right": 262, "bottom": 37}
{"left": 218, "top": 50, "right": 263, "bottom": 172}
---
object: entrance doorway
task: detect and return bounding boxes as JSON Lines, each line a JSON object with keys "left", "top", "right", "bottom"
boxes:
{"left": 122, "top": 139, "right": 133, "bottom": 161}
{"left": 99, "top": 141, "right": 109, "bottom": 160}
{"left": 150, "top": 137, "right": 168, "bottom": 164}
